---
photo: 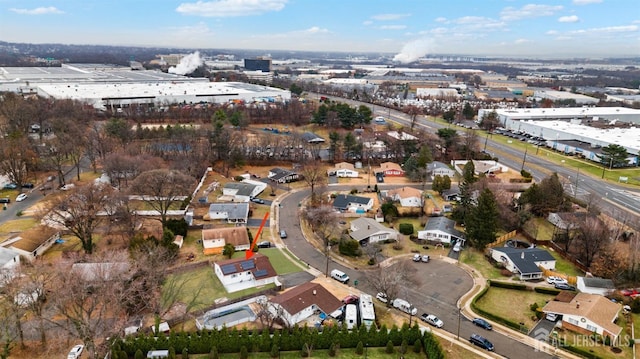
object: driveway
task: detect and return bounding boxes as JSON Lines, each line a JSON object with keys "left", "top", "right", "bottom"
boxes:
{"left": 529, "top": 318, "right": 557, "bottom": 341}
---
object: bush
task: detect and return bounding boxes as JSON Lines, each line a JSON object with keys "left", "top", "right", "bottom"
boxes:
{"left": 134, "top": 349, "right": 144, "bottom": 359}
{"left": 208, "top": 347, "right": 218, "bottom": 359}
{"left": 529, "top": 303, "right": 539, "bottom": 312}
{"left": 413, "top": 339, "right": 422, "bottom": 353}
{"left": 631, "top": 297, "right": 640, "bottom": 314}
{"left": 339, "top": 239, "right": 361, "bottom": 257}
{"left": 239, "top": 346, "right": 248, "bottom": 359}
{"left": 520, "top": 169, "right": 532, "bottom": 178}
{"left": 168, "top": 348, "right": 176, "bottom": 359}
{"left": 355, "top": 341, "right": 364, "bottom": 355}
{"left": 385, "top": 340, "right": 394, "bottom": 354}
{"left": 328, "top": 343, "right": 337, "bottom": 357}
{"left": 399, "top": 339, "right": 408, "bottom": 354}
{"left": 350, "top": 188, "right": 358, "bottom": 194}
{"left": 181, "top": 348, "right": 189, "bottom": 359}
{"left": 534, "top": 287, "right": 561, "bottom": 295}
{"left": 398, "top": 223, "right": 414, "bottom": 235}
{"left": 165, "top": 218, "right": 188, "bottom": 237}
{"left": 489, "top": 280, "right": 527, "bottom": 290}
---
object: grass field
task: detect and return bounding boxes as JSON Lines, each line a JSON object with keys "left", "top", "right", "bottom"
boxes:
{"left": 474, "top": 287, "right": 555, "bottom": 330}
{"left": 459, "top": 249, "right": 502, "bottom": 280}
{"left": 0, "top": 218, "right": 38, "bottom": 235}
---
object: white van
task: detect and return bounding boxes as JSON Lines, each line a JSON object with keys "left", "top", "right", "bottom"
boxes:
{"left": 345, "top": 304, "right": 357, "bottom": 330}
{"left": 392, "top": 298, "right": 417, "bottom": 316}
{"left": 330, "top": 269, "right": 350, "bottom": 284}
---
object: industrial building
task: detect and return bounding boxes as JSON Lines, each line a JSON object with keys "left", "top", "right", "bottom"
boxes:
{"left": 0, "top": 64, "right": 291, "bottom": 111}
{"left": 243, "top": 58, "right": 272, "bottom": 72}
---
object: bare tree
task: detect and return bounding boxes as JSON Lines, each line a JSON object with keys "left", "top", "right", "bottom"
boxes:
{"left": 0, "top": 299, "right": 19, "bottom": 358}
{"left": 15, "top": 260, "right": 57, "bottom": 346}
{"left": 254, "top": 297, "right": 286, "bottom": 330}
{"left": 299, "top": 161, "right": 327, "bottom": 204}
{"left": 575, "top": 216, "right": 611, "bottom": 268}
{"left": 301, "top": 205, "right": 339, "bottom": 276}
{"left": 0, "top": 135, "right": 36, "bottom": 189}
{"left": 129, "top": 169, "right": 196, "bottom": 226}
{"left": 366, "top": 261, "right": 416, "bottom": 307}
{"left": 46, "top": 183, "right": 116, "bottom": 254}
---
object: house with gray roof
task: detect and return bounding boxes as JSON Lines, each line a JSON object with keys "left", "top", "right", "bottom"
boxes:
{"left": 301, "top": 132, "right": 325, "bottom": 143}
{"left": 222, "top": 182, "right": 258, "bottom": 202}
{"left": 207, "top": 203, "right": 249, "bottom": 223}
{"left": 577, "top": 277, "right": 615, "bottom": 296}
{"left": 349, "top": 217, "right": 398, "bottom": 244}
{"left": 332, "top": 194, "right": 374, "bottom": 213}
{"left": 427, "top": 161, "right": 455, "bottom": 179}
{"left": 268, "top": 168, "right": 301, "bottom": 184}
{"left": 417, "top": 216, "right": 465, "bottom": 245}
{"left": 490, "top": 247, "right": 556, "bottom": 280}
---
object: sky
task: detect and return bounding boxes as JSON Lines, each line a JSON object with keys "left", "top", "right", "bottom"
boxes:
{"left": 0, "top": 0, "right": 639, "bottom": 60}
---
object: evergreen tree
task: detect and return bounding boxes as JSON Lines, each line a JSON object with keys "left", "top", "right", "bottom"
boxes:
{"left": 466, "top": 188, "right": 499, "bottom": 249}
{"left": 385, "top": 340, "right": 395, "bottom": 354}
{"left": 462, "top": 102, "right": 475, "bottom": 120}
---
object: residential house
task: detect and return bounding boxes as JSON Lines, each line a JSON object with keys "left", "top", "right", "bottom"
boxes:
{"left": 213, "top": 253, "right": 278, "bottom": 293}
{"left": 332, "top": 194, "right": 374, "bottom": 213}
{"left": 542, "top": 293, "right": 622, "bottom": 342}
{"left": 417, "top": 217, "right": 465, "bottom": 245}
{"left": 350, "top": 217, "right": 399, "bottom": 244}
{"left": 268, "top": 168, "right": 301, "bottom": 183}
{"left": 327, "top": 162, "right": 359, "bottom": 178}
{"left": 207, "top": 203, "right": 249, "bottom": 224}
{"left": 441, "top": 188, "right": 460, "bottom": 201}
{"left": 427, "top": 161, "right": 456, "bottom": 178}
{"left": 301, "top": 132, "right": 325, "bottom": 144}
{"left": 222, "top": 182, "right": 258, "bottom": 202}
{"left": 576, "top": 277, "right": 615, "bottom": 296}
{"left": 489, "top": 247, "right": 556, "bottom": 280}
{"left": 547, "top": 212, "right": 587, "bottom": 230}
{"left": 202, "top": 226, "right": 251, "bottom": 255}
{"left": 386, "top": 131, "right": 418, "bottom": 141}
{"left": 376, "top": 162, "right": 405, "bottom": 177}
{"left": 383, "top": 187, "right": 423, "bottom": 207}
{"left": 268, "top": 282, "right": 343, "bottom": 326}
{"left": 0, "top": 247, "right": 20, "bottom": 286}
{"left": 71, "top": 262, "right": 131, "bottom": 282}
{"left": 451, "top": 160, "right": 505, "bottom": 176}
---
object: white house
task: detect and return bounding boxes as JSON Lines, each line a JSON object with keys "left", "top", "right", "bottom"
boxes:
{"left": 384, "top": 187, "right": 423, "bottom": 207}
{"left": 202, "top": 226, "right": 251, "bottom": 255}
{"left": 207, "top": 203, "right": 249, "bottom": 223}
{"left": 543, "top": 293, "right": 622, "bottom": 342}
{"left": 350, "top": 217, "right": 399, "bottom": 244}
{"left": 268, "top": 282, "right": 343, "bottom": 326}
{"left": 222, "top": 182, "right": 258, "bottom": 202}
{"left": 427, "top": 161, "right": 455, "bottom": 178}
{"left": 417, "top": 217, "right": 465, "bottom": 245}
{"left": 576, "top": 277, "right": 615, "bottom": 296}
{"left": 213, "top": 254, "right": 278, "bottom": 293}
{"left": 490, "top": 247, "right": 556, "bottom": 280}
{"left": 332, "top": 194, "right": 374, "bottom": 213}
{"left": 328, "top": 162, "right": 359, "bottom": 178}
{"left": 0, "top": 247, "right": 21, "bottom": 286}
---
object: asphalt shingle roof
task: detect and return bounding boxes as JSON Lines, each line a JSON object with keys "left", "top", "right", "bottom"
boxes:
{"left": 492, "top": 247, "right": 555, "bottom": 275}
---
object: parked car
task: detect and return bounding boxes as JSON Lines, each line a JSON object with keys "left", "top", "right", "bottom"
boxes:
{"left": 546, "top": 276, "right": 568, "bottom": 285}
{"left": 554, "top": 282, "right": 576, "bottom": 291}
{"left": 0, "top": 198, "right": 10, "bottom": 204}
{"left": 15, "top": 193, "right": 27, "bottom": 202}
{"left": 330, "top": 269, "right": 349, "bottom": 284}
{"left": 60, "top": 184, "right": 75, "bottom": 191}
{"left": 67, "top": 344, "right": 84, "bottom": 359}
{"left": 469, "top": 334, "right": 494, "bottom": 351}
{"left": 3, "top": 183, "right": 17, "bottom": 190}
{"left": 257, "top": 241, "right": 271, "bottom": 248}
{"left": 412, "top": 254, "right": 421, "bottom": 262}
{"left": 620, "top": 288, "right": 640, "bottom": 296}
{"left": 375, "top": 292, "right": 388, "bottom": 303}
{"left": 420, "top": 313, "right": 444, "bottom": 328}
{"left": 421, "top": 255, "right": 430, "bottom": 263}
{"left": 472, "top": 318, "right": 492, "bottom": 330}
{"left": 251, "top": 197, "right": 265, "bottom": 204}
{"left": 453, "top": 241, "right": 462, "bottom": 252}
{"left": 21, "top": 183, "right": 34, "bottom": 189}
{"left": 342, "top": 294, "right": 359, "bottom": 305}
{"left": 546, "top": 313, "right": 559, "bottom": 321}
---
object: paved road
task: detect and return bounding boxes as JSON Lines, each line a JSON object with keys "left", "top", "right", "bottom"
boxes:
{"left": 278, "top": 186, "right": 554, "bottom": 359}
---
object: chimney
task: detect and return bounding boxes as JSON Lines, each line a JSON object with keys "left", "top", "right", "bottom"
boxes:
{"left": 313, "top": 290, "right": 316, "bottom": 296}
{"left": 576, "top": 301, "right": 580, "bottom": 309}
{"left": 521, "top": 251, "right": 525, "bottom": 259}
{"left": 367, "top": 225, "right": 370, "bottom": 230}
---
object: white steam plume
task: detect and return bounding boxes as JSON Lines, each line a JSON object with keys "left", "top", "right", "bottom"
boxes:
{"left": 393, "top": 39, "right": 431, "bottom": 64}
{"left": 168, "top": 51, "right": 204, "bottom": 75}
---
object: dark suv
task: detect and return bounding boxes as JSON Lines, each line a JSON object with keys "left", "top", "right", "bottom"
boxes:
{"left": 469, "top": 334, "right": 494, "bottom": 351}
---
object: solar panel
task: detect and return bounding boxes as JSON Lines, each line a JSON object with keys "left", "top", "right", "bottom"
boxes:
{"left": 240, "top": 260, "right": 255, "bottom": 270}
{"left": 220, "top": 264, "right": 237, "bottom": 275}
{"left": 254, "top": 269, "right": 268, "bottom": 277}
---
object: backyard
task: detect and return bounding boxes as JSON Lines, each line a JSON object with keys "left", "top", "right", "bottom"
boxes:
{"left": 474, "top": 286, "right": 556, "bottom": 330}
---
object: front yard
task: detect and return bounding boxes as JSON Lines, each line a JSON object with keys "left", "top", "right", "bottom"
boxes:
{"left": 474, "top": 287, "right": 555, "bottom": 330}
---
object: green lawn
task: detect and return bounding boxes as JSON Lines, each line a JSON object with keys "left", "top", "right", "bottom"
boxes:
{"left": 474, "top": 287, "right": 555, "bottom": 330}
{"left": 542, "top": 246, "right": 584, "bottom": 277}
{"left": 459, "top": 248, "right": 502, "bottom": 280}
{"left": 232, "top": 248, "right": 304, "bottom": 275}
{"left": 0, "top": 218, "right": 38, "bottom": 235}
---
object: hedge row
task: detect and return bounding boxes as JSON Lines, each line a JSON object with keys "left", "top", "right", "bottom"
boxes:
{"left": 534, "top": 287, "right": 561, "bottom": 295}
{"left": 117, "top": 323, "right": 444, "bottom": 357}
{"left": 562, "top": 345, "right": 601, "bottom": 359}
{"left": 488, "top": 280, "right": 527, "bottom": 290}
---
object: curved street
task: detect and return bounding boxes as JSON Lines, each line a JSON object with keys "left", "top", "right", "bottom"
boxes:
{"left": 276, "top": 186, "right": 558, "bottom": 359}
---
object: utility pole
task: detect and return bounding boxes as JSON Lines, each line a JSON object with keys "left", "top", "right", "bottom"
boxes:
{"left": 521, "top": 147, "right": 528, "bottom": 171}
{"left": 483, "top": 132, "right": 489, "bottom": 152}
{"left": 574, "top": 168, "right": 580, "bottom": 195}
{"left": 457, "top": 304, "right": 461, "bottom": 340}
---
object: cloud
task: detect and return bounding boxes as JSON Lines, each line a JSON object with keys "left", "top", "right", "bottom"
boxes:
{"left": 176, "top": 0, "right": 287, "bottom": 17}
{"left": 572, "top": 0, "right": 602, "bottom": 4}
{"left": 9, "top": 6, "right": 63, "bottom": 15}
{"left": 546, "top": 30, "right": 559, "bottom": 35}
{"left": 380, "top": 25, "right": 407, "bottom": 30}
{"left": 301, "top": 26, "right": 329, "bottom": 34}
{"left": 570, "top": 25, "right": 638, "bottom": 34}
{"left": 434, "top": 17, "right": 447, "bottom": 23}
{"left": 371, "top": 13, "right": 411, "bottom": 21}
{"left": 558, "top": 15, "right": 579, "bottom": 23}
{"left": 515, "top": 38, "right": 531, "bottom": 44}
{"left": 500, "top": 4, "right": 563, "bottom": 21}
{"left": 362, "top": 20, "right": 373, "bottom": 26}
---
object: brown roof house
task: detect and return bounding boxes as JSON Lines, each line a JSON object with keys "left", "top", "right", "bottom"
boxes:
{"left": 268, "top": 282, "right": 343, "bottom": 327}
{"left": 383, "top": 186, "right": 424, "bottom": 207}
{"left": 542, "top": 292, "right": 623, "bottom": 342}
{"left": 376, "top": 162, "right": 405, "bottom": 177}
{"left": 327, "top": 162, "right": 359, "bottom": 178}
{"left": 213, "top": 253, "right": 278, "bottom": 293}
{"left": 201, "top": 227, "right": 251, "bottom": 255}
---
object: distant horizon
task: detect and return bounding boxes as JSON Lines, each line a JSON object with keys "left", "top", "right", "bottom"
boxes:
{"left": 3, "top": 39, "right": 639, "bottom": 63}
{"left": 1, "top": 1, "right": 639, "bottom": 62}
